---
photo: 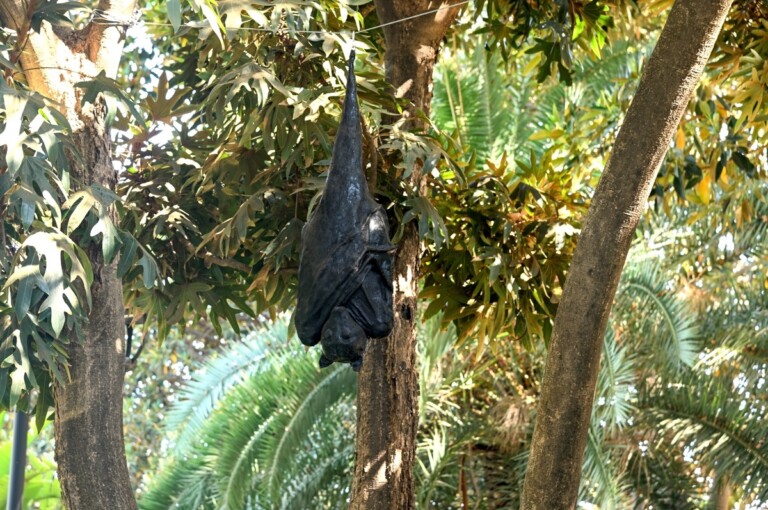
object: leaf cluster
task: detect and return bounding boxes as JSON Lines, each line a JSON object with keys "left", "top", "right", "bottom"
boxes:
{"left": 139, "top": 318, "right": 357, "bottom": 510}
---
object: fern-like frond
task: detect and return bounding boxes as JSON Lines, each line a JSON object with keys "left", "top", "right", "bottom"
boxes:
{"left": 165, "top": 319, "right": 292, "bottom": 453}
{"left": 579, "top": 425, "right": 633, "bottom": 510}
{"left": 624, "top": 443, "right": 705, "bottom": 510}
{"left": 432, "top": 46, "right": 523, "bottom": 163}
{"left": 138, "top": 455, "right": 217, "bottom": 510}
{"left": 279, "top": 400, "right": 356, "bottom": 510}
{"left": 615, "top": 261, "right": 700, "bottom": 370}
{"left": 593, "top": 328, "right": 636, "bottom": 432}
{"left": 141, "top": 319, "right": 357, "bottom": 510}
{"left": 261, "top": 364, "right": 355, "bottom": 503}
{"left": 416, "top": 424, "right": 474, "bottom": 509}
{"left": 642, "top": 372, "right": 768, "bottom": 501}
{"left": 211, "top": 354, "right": 356, "bottom": 509}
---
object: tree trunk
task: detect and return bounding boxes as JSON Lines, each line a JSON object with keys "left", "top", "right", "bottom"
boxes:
{"left": 349, "top": 3, "right": 460, "bottom": 509}
{"left": 53, "top": 108, "right": 137, "bottom": 510}
{"left": 0, "top": 2, "right": 138, "bottom": 509}
{"left": 712, "top": 474, "right": 731, "bottom": 510}
{"left": 520, "top": 1, "right": 733, "bottom": 509}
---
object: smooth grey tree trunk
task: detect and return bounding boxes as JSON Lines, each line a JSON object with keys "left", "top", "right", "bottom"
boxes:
{"left": 520, "top": 1, "right": 734, "bottom": 509}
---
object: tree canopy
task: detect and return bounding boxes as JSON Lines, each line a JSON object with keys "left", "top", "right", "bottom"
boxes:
{"left": 1, "top": 0, "right": 767, "bottom": 508}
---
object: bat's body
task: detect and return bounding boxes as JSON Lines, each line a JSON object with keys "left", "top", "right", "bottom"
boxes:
{"left": 295, "top": 52, "right": 394, "bottom": 371}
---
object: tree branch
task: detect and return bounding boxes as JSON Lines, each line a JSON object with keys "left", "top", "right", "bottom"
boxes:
{"left": 0, "top": 0, "right": 137, "bottom": 113}
{"left": 85, "top": 0, "right": 137, "bottom": 78}
{"left": 179, "top": 237, "right": 252, "bottom": 274}
{"left": 0, "top": 1, "right": 71, "bottom": 100}
{"left": 0, "top": 0, "right": 27, "bottom": 32}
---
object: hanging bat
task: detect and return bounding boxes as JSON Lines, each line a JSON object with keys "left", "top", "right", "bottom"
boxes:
{"left": 295, "top": 51, "right": 394, "bottom": 371}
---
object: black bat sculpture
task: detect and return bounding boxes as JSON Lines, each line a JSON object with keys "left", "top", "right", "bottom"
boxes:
{"left": 295, "top": 51, "right": 394, "bottom": 371}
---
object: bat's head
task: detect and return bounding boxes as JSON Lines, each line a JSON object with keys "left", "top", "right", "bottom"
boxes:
{"left": 319, "top": 306, "right": 367, "bottom": 371}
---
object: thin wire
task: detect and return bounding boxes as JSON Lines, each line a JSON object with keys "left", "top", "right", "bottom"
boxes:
{"left": 94, "top": 0, "right": 471, "bottom": 35}
{"left": 357, "top": 0, "right": 470, "bottom": 34}
{"left": 90, "top": 8, "right": 140, "bottom": 27}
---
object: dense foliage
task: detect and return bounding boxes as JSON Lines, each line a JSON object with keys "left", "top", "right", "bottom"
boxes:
{"left": 1, "top": 0, "right": 768, "bottom": 507}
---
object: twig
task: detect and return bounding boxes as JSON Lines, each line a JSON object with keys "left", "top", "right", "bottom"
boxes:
{"left": 361, "top": 115, "right": 379, "bottom": 192}
{"left": 179, "top": 237, "right": 251, "bottom": 273}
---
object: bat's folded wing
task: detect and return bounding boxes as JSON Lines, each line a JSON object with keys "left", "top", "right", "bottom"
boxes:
{"left": 295, "top": 227, "right": 370, "bottom": 346}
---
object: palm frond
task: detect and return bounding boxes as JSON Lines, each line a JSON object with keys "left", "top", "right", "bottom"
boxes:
{"left": 594, "top": 328, "right": 637, "bottom": 432}
{"left": 211, "top": 355, "right": 356, "bottom": 509}
{"left": 138, "top": 455, "right": 217, "bottom": 510}
{"left": 418, "top": 316, "right": 467, "bottom": 423}
{"left": 416, "top": 424, "right": 476, "bottom": 509}
{"left": 279, "top": 399, "right": 356, "bottom": 510}
{"left": 261, "top": 364, "right": 355, "bottom": 504}
{"left": 615, "top": 260, "right": 700, "bottom": 370}
{"left": 642, "top": 372, "right": 768, "bottom": 501}
{"left": 640, "top": 182, "right": 768, "bottom": 279}
{"left": 140, "top": 321, "right": 357, "bottom": 510}
{"left": 579, "top": 425, "right": 632, "bottom": 510}
{"left": 432, "top": 46, "right": 517, "bottom": 163}
{"left": 624, "top": 444, "right": 705, "bottom": 510}
{"left": 165, "top": 320, "right": 292, "bottom": 453}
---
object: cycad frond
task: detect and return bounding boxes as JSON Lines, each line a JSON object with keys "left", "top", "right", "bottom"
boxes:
{"left": 140, "top": 323, "right": 357, "bottom": 510}
{"left": 165, "top": 320, "right": 292, "bottom": 453}
{"left": 212, "top": 356, "right": 356, "bottom": 509}
{"left": 615, "top": 261, "right": 700, "bottom": 370}
{"left": 642, "top": 372, "right": 768, "bottom": 501}
{"left": 579, "top": 425, "right": 633, "bottom": 510}
{"left": 594, "top": 328, "right": 636, "bottom": 432}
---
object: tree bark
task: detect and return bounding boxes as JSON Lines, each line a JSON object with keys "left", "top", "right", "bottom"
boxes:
{"left": 712, "top": 474, "right": 731, "bottom": 510}
{"left": 520, "top": 1, "right": 733, "bottom": 509}
{"left": 0, "top": 2, "right": 138, "bottom": 509}
{"left": 349, "top": 3, "right": 460, "bottom": 509}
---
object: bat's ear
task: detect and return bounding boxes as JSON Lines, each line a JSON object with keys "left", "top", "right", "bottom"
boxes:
{"left": 350, "top": 358, "right": 362, "bottom": 372}
{"left": 319, "top": 354, "right": 334, "bottom": 368}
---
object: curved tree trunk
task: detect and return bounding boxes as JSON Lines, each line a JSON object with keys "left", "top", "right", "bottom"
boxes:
{"left": 349, "top": 2, "right": 460, "bottom": 509}
{"left": 0, "top": 2, "right": 138, "bottom": 509}
{"left": 520, "top": 1, "right": 733, "bottom": 509}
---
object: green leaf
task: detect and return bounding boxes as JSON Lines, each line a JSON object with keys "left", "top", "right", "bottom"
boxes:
{"left": 732, "top": 150, "right": 755, "bottom": 177}
{"left": 139, "top": 249, "right": 158, "bottom": 289}
{"left": 75, "top": 71, "right": 147, "bottom": 127}
{"left": 167, "top": 0, "right": 182, "bottom": 32}
{"left": 90, "top": 216, "right": 121, "bottom": 263}
{"left": 30, "top": 1, "right": 86, "bottom": 31}
{"left": 6, "top": 263, "right": 42, "bottom": 321}
{"left": 63, "top": 192, "right": 96, "bottom": 234}
{"left": 185, "top": 0, "right": 223, "bottom": 42}
{"left": 117, "top": 232, "right": 139, "bottom": 279}
{"left": 20, "top": 231, "right": 93, "bottom": 337}
{"left": 10, "top": 332, "right": 35, "bottom": 409}
{"left": 34, "top": 372, "right": 54, "bottom": 432}
{"left": 0, "top": 91, "right": 28, "bottom": 174}
{"left": 90, "top": 184, "right": 119, "bottom": 208}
